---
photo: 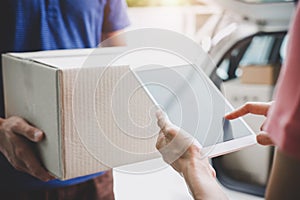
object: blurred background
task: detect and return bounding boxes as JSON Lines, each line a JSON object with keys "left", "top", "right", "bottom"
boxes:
{"left": 125, "top": 0, "right": 218, "bottom": 40}
{"left": 115, "top": 1, "right": 294, "bottom": 199}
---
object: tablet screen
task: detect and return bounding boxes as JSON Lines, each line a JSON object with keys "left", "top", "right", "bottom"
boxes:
{"left": 133, "top": 65, "right": 254, "bottom": 149}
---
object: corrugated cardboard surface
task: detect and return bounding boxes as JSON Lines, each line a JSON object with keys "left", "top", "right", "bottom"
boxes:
{"left": 2, "top": 48, "right": 161, "bottom": 179}
{"left": 61, "top": 66, "right": 159, "bottom": 179}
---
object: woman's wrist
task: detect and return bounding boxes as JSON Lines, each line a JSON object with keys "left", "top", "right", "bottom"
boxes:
{"left": 181, "top": 157, "right": 228, "bottom": 200}
{"left": 181, "top": 158, "right": 212, "bottom": 196}
{"left": 181, "top": 155, "right": 212, "bottom": 177}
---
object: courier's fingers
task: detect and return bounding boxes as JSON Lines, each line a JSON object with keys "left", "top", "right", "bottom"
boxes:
{"left": 23, "top": 152, "right": 54, "bottom": 181}
{"left": 8, "top": 136, "right": 54, "bottom": 181}
{"left": 9, "top": 117, "right": 44, "bottom": 142}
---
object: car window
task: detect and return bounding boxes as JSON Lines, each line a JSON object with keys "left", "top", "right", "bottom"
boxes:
{"left": 215, "top": 33, "right": 286, "bottom": 82}
{"left": 240, "top": 36, "right": 275, "bottom": 65}
{"left": 280, "top": 35, "right": 288, "bottom": 61}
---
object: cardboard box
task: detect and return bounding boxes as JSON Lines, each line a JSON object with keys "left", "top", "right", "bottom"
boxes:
{"left": 2, "top": 47, "right": 160, "bottom": 179}
{"left": 240, "top": 64, "right": 280, "bottom": 85}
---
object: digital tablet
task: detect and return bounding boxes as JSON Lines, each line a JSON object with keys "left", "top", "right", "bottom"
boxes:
{"left": 132, "top": 64, "right": 256, "bottom": 158}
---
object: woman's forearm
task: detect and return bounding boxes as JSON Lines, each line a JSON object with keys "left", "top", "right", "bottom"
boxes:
{"left": 182, "top": 159, "right": 228, "bottom": 200}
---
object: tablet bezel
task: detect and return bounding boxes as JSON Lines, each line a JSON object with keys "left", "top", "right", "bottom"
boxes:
{"left": 131, "top": 64, "right": 257, "bottom": 158}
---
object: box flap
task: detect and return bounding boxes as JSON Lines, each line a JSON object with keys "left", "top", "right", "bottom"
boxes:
{"left": 2, "top": 55, "right": 62, "bottom": 177}
{"left": 5, "top": 47, "right": 129, "bottom": 70}
{"left": 7, "top": 47, "right": 128, "bottom": 59}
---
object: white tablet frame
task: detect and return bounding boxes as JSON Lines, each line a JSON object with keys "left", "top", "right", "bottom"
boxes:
{"left": 131, "top": 65, "right": 256, "bottom": 158}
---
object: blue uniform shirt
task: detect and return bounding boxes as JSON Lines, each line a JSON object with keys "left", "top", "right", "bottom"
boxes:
{"left": 0, "top": 0, "right": 129, "bottom": 190}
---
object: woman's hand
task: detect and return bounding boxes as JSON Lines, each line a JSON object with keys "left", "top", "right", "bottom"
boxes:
{"left": 156, "top": 110, "right": 228, "bottom": 200}
{"left": 225, "top": 101, "right": 274, "bottom": 146}
{"left": 155, "top": 110, "right": 214, "bottom": 176}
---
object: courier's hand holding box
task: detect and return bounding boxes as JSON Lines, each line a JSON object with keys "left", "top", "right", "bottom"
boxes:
{"left": 2, "top": 47, "right": 160, "bottom": 179}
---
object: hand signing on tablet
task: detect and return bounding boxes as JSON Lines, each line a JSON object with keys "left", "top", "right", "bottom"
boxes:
{"left": 225, "top": 101, "right": 274, "bottom": 146}
{"left": 155, "top": 110, "right": 228, "bottom": 200}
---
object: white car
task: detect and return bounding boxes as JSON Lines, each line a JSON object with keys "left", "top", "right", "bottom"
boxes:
{"left": 205, "top": 0, "right": 295, "bottom": 198}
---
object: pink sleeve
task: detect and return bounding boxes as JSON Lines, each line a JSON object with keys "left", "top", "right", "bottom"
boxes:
{"left": 264, "top": 4, "right": 300, "bottom": 161}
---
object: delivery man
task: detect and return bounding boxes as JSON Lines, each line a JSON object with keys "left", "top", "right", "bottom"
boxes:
{"left": 0, "top": 0, "right": 129, "bottom": 199}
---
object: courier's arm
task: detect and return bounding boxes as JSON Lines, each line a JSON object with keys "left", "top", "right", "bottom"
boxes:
{"left": 101, "top": 30, "right": 126, "bottom": 47}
